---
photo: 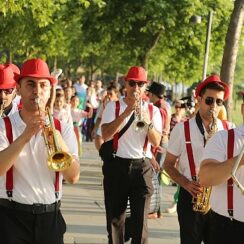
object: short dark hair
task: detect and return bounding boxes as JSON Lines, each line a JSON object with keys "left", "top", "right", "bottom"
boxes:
{"left": 199, "top": 82, "right": 225, "bottom": 97}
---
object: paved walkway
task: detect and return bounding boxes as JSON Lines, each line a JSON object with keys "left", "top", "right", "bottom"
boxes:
{"left": 62, "top": 142, "right": 180, "bottom": 244}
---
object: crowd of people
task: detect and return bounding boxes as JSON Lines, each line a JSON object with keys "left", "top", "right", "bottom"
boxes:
{"left": 0, "top": 59, "right": 243, "bottom": 244}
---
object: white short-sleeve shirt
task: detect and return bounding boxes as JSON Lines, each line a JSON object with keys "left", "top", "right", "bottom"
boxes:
{"left": 201, "top": 125, "right": 244, "bottom": 222}
{"left": 0, "top": 111, "right": 78, "bottom": 204}
{"left": 167, "top": 116, "right": 234, "bottom": 181}
{"left": 101, "top": 98, "right": 162, "bottom": 159}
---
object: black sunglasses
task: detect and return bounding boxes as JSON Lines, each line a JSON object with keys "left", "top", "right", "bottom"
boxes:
{"left": 0, "top": 88, "right": 15, "bottom": 95}
{"left": 128, "top": 80, "right": 145, "bottom": 88}
{"left": 175, "top": 105, "right": 182, "bottom": 109}
{"left": 205, "top": 96, "right": 223, "bottom": 107}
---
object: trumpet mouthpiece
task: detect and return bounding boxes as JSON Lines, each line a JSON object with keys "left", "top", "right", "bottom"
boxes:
{"left": 35, "top": 97, "right": 40, "bottom": 104}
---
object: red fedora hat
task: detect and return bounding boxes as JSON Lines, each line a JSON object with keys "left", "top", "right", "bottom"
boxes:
{"left": 124, "top": 66, "right": 148, "bottom": 83}
{"left": 0, "top": 64, "right": 17, "bottom": 89}
{"left": 16, "top": 58, "right": 57, "bottom": 85}
{"left": 195, "top": 75, "right": 230, "bottom": 100}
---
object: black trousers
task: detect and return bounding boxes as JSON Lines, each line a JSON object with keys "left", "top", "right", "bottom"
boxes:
{"left": 211, "top": 211, "right": 244, "bottom": 244}
{"left": 0, "top": 205, "right": 66, "bottom": 244}
{"left": 177, "top": 187, "right": 214, "bottom": 244}
{"left": 102, "top": 156, "right": 153, "bottom": 244}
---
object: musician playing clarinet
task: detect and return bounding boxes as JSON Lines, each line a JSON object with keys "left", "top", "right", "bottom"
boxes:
{"left": 199, "top": 91, "right": 244, "bottom": 244}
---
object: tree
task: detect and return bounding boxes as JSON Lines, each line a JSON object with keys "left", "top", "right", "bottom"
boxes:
{"left": 220, "top": 0, "right": 244, "bottom": 120}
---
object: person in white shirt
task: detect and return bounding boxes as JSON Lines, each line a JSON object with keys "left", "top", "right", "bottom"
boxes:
{"left": 199, "top": 91, "right": 244, "bottom": 244}
{"left": 164, "top": 75, "right": 233, "bottom": 244}
{"left": 0, "top": 58, "right": 80, "bottom": 244}
{"left": 100, "top": 66, "right": 162, "bottom": 244}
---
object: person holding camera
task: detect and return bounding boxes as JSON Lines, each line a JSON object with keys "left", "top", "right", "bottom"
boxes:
{"left": 164, "top": 75, "right": 232, "bottom": 244}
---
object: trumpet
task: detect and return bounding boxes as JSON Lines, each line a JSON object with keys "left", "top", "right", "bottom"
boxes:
{"left": 192, "top": 110, "right": 217, "bottom": 214}
{"left": 35, "top": 98, "right": 73, "bottom": 171}
{"left": 231, "top": 144, "right": 244, "bottom": 194}
{"left": 0, "top": 101, "right": 4, "bottom": 117}
{"left": 133, "top": 91, "right": 148, "bottom": 132}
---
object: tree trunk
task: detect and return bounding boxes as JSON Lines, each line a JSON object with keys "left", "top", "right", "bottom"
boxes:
{"left": 138, "top": 30, "right": 163, "bottom": 69}
{"left": 220, "top": 0, "right": 244, "bottom": 121}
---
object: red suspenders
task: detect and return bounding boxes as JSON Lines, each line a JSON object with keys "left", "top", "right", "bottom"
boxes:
{"left": 3, "top": 116, "right": 62, "bottom": 200}
{"left": 112, "top": 100, "right": 120, "bottom": 153}
{"left": 184, "top": 119, "right": 229, "bottom": 182}
{"left": 227, "top": 129, "right": 234, "bottom": 218}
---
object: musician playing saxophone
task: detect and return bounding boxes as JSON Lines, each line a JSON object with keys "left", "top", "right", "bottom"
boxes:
{"left": 0, "top": 64, "right": 20, "bottom": 117}
{"left": 164, "top": 75, "right": 232, "bottom": 244}
{"left": 199, "top": 92, "right": 243, "bottom": 244}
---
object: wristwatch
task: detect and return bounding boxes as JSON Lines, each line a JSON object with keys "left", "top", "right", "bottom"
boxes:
{"left": 148, "top": 122, "right": 154, "bottom": 131}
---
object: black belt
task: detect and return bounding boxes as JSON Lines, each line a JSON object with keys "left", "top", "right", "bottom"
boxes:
{"left": 0, "top": 199, "right": 61, "bottom": 214}
{"left": 114, "top": 156, "right": 146, "bottom": 163}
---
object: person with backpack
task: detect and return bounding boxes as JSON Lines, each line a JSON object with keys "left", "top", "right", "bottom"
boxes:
{"left": 0, "top": 58, "right": 80, "bottom": 244}
{"left": 100, "top": 66, "right": 162, "bottom": 244}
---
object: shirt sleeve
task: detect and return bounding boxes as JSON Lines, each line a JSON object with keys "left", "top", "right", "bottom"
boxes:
{"left": 100, "top": 101, "right": 115, "bottom": 125}
{"left": 61, "top": 122, "right": 78, "bottom": 157}
{"left": 152, "top": 106, "right": 162, "bottom": 133}
{"left": 201, "top": 130, "right": 227, "bottom": 163}
{"left": 167, "top": 122, "right": 184, "bottom": 157}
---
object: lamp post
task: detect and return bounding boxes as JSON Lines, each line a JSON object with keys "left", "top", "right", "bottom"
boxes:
{"left": 191, "top": 10, "right": 213, "bottom": 81}
{"left": 202, "top": 10, "right": 213, "bottom": 80}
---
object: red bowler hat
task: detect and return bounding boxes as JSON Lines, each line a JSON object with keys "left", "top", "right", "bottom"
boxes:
{"left": 16, "top": 58, "right": 57, "bottom": 85}
{"left": 124, "top": 66, "right": 149, "bottom": 83}
{"left": 195, "top": 75, "right": 230, "bottom": 100}
{"left": 0, "top": 64, "right": 17, "bottom": 89}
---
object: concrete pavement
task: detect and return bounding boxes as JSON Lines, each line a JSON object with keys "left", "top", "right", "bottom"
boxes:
{"left": 62, "top": 142, "right": 180, "bottom": 244}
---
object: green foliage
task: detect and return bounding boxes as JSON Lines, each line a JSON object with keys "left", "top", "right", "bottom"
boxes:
{"left": 0, "top": 0, "right": 236, "bottom": 87}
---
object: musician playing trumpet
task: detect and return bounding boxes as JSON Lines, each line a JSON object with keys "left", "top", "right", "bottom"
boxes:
{"left": 0, "top": 63, "right": 20, "bottom": 117}
{"left": 199, "top": 91, "right": 244, "bottom": 244}
{"left": 0, "top": 58, "right": 80, "bottom": 244}
{"left": 164, "top": 75, "right": 233, "bottom": 244}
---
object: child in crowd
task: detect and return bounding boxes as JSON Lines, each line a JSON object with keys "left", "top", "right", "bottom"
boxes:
{"left": 53, "top": 93, "right": 73, "bottom": 124}
{"left": 70, "top": 95, "right": 93, "bottom": 156}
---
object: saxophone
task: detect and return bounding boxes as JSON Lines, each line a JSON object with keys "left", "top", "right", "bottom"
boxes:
{"left": 0, "top": 101, "right": 5, "bottom": 117}
{"left": 192, "top": 110, "right": 217, "bottom": 214}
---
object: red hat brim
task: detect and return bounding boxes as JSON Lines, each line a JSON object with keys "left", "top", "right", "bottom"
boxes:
{"left": 195, "top": 75, "right": 230, "bottom": 100}
{"left": 16, "top": 74, "right": 57, "bottom": 85}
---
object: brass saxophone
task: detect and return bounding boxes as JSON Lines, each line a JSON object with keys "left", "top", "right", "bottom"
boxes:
{"left": 192, "top": 110, "right": 217, "bottom": 213}
{"left": 0, "top": 101, "right": 5, "bottom": 118}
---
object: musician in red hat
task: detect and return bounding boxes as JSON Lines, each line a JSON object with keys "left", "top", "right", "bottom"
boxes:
{"left": 0, "top": 58, "right": 80, "bottom": 244}
{"left": 200, "top": 91, "right": 244, "bottom": 244}
{"left": 100, "top": 66, "right": 162, "bottom": 243}
{"left": 164, "top": 74, "right": 234, "bottom": 244}
{"left": 0, "top": 64, "right": 20, "bottom": 117}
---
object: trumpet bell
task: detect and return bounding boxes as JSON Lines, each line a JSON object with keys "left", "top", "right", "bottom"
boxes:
{"left": 133, "top": 120, "right": 147, "bottom": 132}
{"left": 48, "top": 151, "right": 73, "bottom": 171}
